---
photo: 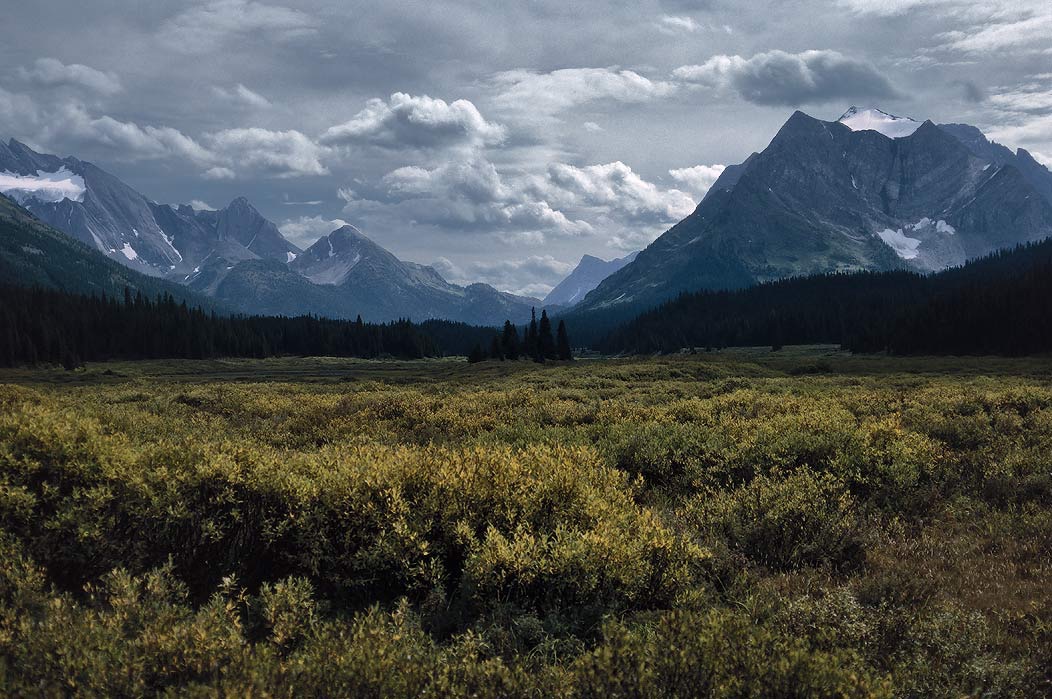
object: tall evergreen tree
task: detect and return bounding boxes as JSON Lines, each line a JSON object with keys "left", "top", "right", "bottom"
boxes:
{"left": 489, "top": 335, "right": 504, "bottom": 361}
{"left": 501, "top": 320, "right": 520, "bottom": 360}
{"left": 538, "top": 310, "right": 556, "bottom": 360}
{"left": 526, "top": 307, "right": 539, "bottom": 358}
{"left": 556, "top": 320, "right": 573, "bottom": 361}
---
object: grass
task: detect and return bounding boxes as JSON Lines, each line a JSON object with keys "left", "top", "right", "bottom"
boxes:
{"left": 0, "top": 348, "right": 1049, "bottom": 696}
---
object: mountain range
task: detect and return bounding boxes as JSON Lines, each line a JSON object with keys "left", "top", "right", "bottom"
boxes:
{"left": 4, "top": 106, "right": 1052, "bottom": 335}
{"left": 569, "top": 107, "right": 1052, "bottom": 322}
{"left": 0, "top": 139, "right": 543, "bottom": 325}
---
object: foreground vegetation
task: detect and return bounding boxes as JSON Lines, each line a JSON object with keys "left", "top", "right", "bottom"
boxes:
{"left": 1, "top": 349, "right": 1050, "bottom": 696}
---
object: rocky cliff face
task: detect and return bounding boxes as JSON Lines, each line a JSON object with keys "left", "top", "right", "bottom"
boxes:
{"left": 0, "top": 140, "right": 300, "bottom": 279}
{"left": 573, "top": 109, "right": 1052, "bottom": 317}
{"left": 543, "top": 252, "right": 638, "bottom": 307}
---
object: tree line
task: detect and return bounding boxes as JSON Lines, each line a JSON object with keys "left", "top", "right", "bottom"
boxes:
{"left": 0, "top": 285, "right": 501, "bottom": 368}
{"left": 468, "top": 308, "right": 573, "bottom": 363}
{"left": 599, "top": 238, "right": 1052, "bottom": 357}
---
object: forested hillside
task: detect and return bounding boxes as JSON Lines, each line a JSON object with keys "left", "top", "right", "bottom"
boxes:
{"left": 0, "top": 285, "right": 503, "bottom": 366}
{"left": 0, "top": 194, "right": 213, "bottom": 308}
{"left": 599, "top": 239, "right": 1052, "bottom": 356}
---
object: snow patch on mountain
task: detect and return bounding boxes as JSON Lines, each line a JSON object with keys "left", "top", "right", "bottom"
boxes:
{"left": 877, "top": 227, "right": 922, "bottom": 259}
{"left": 839, "top": 107, "right": 921, "bottom": 138}
{"left": 0, "top": 167, "right": 86, "bottom": 204}
{"left": 119, "top": 243, "right": 139, "bottom": 261}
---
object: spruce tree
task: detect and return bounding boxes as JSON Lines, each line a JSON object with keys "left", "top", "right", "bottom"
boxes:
{"left": 501, "top": 320, "right": 520, "bottom": 360}
{"left": 538, "top": 310, "right": 556, "bottom": 359}
{"left": 556, "top": 320, "right": 572, "bottom": 360}
{"left": 489, "top": 335, "right": 504, "bottom": 361}
{"left": 526, "top": 308, "right": 538, "bottom": 358}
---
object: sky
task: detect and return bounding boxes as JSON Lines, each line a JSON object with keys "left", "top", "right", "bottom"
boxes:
{"left": 2, "top": 1, "right": 1050, "bottom": 297}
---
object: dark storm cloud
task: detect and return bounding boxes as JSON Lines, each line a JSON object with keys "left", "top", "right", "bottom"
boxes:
{"left": 674, "top": 50, "right": 898, "bottom": 106}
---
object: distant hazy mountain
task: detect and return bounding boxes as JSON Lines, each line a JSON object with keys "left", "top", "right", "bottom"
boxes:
{"left": 543, "top": 252, "right": 638, "bottom": 307}
{"left": 571, "top": 107, "right": 1052, "bottom": 319}
{"left": 289, "top": 225, "right": 542, "bottom": 324}
{"left": 0, "top": 140, "right": 545, "bottom": 325}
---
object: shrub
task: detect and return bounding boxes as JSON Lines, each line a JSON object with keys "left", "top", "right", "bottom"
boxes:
{"left": 687, "top": 468, "right": 862, "bottom": 571}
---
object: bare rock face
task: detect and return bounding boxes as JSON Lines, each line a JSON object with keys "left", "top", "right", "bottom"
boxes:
{"left": 573, "top": 109, "right": 1052, "bottom": 318}
{"left": 543, "top": 252, "right": 638, "bottom": 307}
{"left": 0, "top": 140, "right": 300, "bottom": 279}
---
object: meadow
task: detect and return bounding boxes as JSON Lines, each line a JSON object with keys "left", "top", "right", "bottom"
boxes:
{"left": 1, "top": 348, "right": 1050, "bottom": 697}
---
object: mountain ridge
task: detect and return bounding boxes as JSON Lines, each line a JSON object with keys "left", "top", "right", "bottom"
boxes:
{"left": 0, "top": 140, "right": 547, "bottom": 325}
{"left": 568, "top": 108, "right": 1052, "bottom": 323}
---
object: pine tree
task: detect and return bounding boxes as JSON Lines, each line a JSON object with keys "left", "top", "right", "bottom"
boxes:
{"left": 468, "top": 343, "right": 485, "bottom": 363}
{"left": 556, "top": 320, "right": 572, "bottom": 360}
{"left": 501, "top": 320, "right": 520, "bottom": 360}
{"left": 538, "top": 310, "right": 555, "bottom": 360}
{"left": 526, "top": 308, "right": 538, "bottom": 358}
{"left": 489, "top": 335, "right": 504, "bottom": 361}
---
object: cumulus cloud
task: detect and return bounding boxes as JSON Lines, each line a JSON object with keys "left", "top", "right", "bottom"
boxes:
{"left": 346, "top": 156, "right": 701, "bottom": 253}
{"left": 539, "top": 161, "right": 697, "bottom": 222}
{"left": 16, "top": 58, "right": 122, "bottom": 96}
{"left": 279, "top": 215, "right": 350, "bottom": 247}
{"left": 988, "top": 115, "right": 1052, "bottom": 151}
{"left": 160, "top": 0, "right": 318, "bottom": 53}
{"left": 188, "top": 200, "right": 216, "bottom": 211}
{"left": 321, "top": 92, "right": 505, "bottom": 149}
{"left": 359, "top": 156, "right": 592, "bottom": 240}
{"left": 42, "top": 104, "right": 214, "bottom": 164}
{"left": 205, "top": 128, "right": 329, "bottom": 177}
{"left": 432, "top": 254, "right": 574, "bottom": 297}
{"left": 211, "top": 83, "right": 271, "bottom": 109}
{"left": 41, "top": 107, "right": 329, "bottom": 178}
{"left": 673, "top": 49, "right": 898, "bottom": 105}
{"left": 491, "top": 68, "right": 677, "bottom": 118}
{"left": 668, "top": 164, "right": 726, "bottom": 198}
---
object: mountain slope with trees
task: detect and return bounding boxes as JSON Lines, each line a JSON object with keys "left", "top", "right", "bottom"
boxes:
{"left": 0, "top": 193, "right": 215, "bottom": 308}
{"left": 599, "top": 237, "right": 1052, "bottom": 356}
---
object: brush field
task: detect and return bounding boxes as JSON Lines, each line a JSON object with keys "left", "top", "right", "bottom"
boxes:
{"left": 1, "top": 348, "right": 1050, "bottom": 697}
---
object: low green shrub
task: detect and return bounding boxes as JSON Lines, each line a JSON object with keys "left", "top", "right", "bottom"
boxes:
{"left": 687, "top": 468, "right": 863, "bottom": 571}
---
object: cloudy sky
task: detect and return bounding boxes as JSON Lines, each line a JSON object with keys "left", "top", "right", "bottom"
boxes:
{"left": 2, "top": 0, "right": 1050, "bottom": 296}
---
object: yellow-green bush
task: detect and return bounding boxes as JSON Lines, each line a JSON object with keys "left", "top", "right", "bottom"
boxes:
{"left": 686, "top": 468, "right": 862, "bottom": 571}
